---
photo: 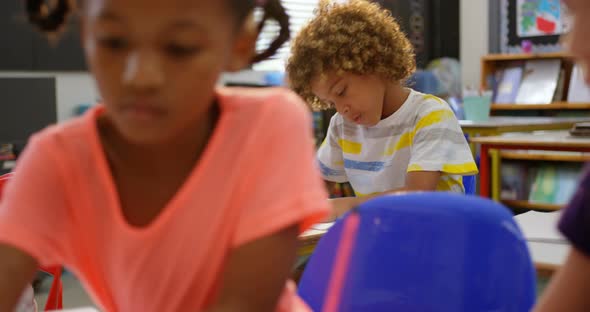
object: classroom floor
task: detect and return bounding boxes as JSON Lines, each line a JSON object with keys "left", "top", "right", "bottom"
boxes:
{"left": 35, "top": 272, "right": 95, "bottom": 310}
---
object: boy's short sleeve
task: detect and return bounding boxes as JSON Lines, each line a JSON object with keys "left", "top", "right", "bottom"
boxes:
{"left": 408, "top": 104, "right": 478, "bottom": 176}
{"left": 317, "top": 115, "right": 348, "bottom": 183}
{"left": 232, "top": 91, "right": 330, "bottom": 247}
{"left": 559, "top": 165, "right": 590, "bottom": 256}
{"left": 0, "top": 134, "right": 71, "bottom": 267}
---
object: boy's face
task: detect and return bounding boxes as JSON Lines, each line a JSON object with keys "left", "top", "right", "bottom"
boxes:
{"left": 565, "top": 0, "right": 590, "bottom": 83}
{"left": 311, "top": 72, "right": 387, "bottom": 127}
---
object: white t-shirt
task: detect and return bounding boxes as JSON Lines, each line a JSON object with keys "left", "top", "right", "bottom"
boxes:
{"left": 317, "top": 89, "right": 477, "bottom": 196}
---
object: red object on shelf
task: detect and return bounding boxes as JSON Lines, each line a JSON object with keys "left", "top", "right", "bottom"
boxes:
{"left": 536, "top": 16, "right": 556, "bottom": 34}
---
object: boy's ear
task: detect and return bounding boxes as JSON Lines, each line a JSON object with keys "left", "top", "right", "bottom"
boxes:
{"left": 226, "top": 13, "right": 259, "bottom": 72}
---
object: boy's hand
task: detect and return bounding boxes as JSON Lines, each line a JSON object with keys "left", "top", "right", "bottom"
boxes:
{"left": 327, "top": 197, "right": 365, "bottom": 220}
{"left": 325, "top": 171, "right": 442, "bottom": 221}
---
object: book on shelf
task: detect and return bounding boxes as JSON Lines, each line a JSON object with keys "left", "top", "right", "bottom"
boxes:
{"left": 495, "top": 65, "right": 523, "bottom": 103}
{"left": 501, "top": 162, "right": 530, "bottom": 201}
{"left": 529, "top": 165, "right": 558, "bottom": 204}
{"left": 528, "top": 164, "right": 582, "bottom": 205}
{"left": 515, "top": 59, "right": 562, "bottom": 104}
{"left": 567, "top": 64, "right": 590, "bottom": 103}
{"left": 312, "top": 111, "right": 325, "bottom": 146}
{"left": 552, "top": 68, "right": 566, "bottom": 102}
{"left": 554, "top": 166, "right": 579, "bottom": 205}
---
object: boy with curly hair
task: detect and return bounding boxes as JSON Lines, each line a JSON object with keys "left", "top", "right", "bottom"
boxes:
{"left": 287, "top": 0, "right": 477, "bottom": 216}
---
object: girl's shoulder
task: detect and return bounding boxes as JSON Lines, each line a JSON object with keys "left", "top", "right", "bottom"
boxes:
{"left": 26, "top": 106, "right": 100, "bottom": 160}
{"left": 216, "top": 86, "right": 312, "bottom": 129}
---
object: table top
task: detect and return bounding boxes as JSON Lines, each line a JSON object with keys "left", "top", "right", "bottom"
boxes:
{"left": 470, "top": 131, "right": 590, "bottom": 148}
{"left": 459, "top": 117, "right": 590, "bottom": 129}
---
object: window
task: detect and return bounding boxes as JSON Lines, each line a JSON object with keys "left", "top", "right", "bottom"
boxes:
{"left": 253, "top": 0, "right": 320, "bottom": 71}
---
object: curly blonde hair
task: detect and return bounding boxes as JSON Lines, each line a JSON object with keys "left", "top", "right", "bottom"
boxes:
{"left": 287, "top": 0, "right": 416, "bottom": 110}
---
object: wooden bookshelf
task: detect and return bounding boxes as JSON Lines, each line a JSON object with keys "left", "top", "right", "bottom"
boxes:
{"left": 482, "top": 52, "right": 573, "bottom": 62}
{"left": 481, "top": 53, "right": 582, "bottom": 114}
{"left": 500, "top": 151, "right": 590, "bottom": 162}
{"left": 491, "top": 102, "right": 590, "bottom": 110}
{"left": 502, "top": 200, "right": 563, "bottom": 211}
{"left": 535, "top": 262, "right": 560, "bottom": 278}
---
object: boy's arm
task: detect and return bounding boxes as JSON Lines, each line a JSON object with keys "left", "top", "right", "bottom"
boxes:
{"left": 326, "top": 171, "right": 441, "bottom": 220}
{"left": 203, "top": 225, "right": 298, "bottom": 312}
{"left": 0, "top": 244, "right": 38, "bottom": 311}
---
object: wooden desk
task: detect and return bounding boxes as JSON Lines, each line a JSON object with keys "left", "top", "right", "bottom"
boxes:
{"left": 298, "top": 224, "right": 332, "bottom": 257}
{"left": 298, "top": 231, "right": 324, "bottom": 257}
{"left": 470, "top": 131, "right": 590, "bottom": 201}
{"left": 297, "top": 217, "right": 563, "bottom": 277}
{"left": 460, "top": 117, "right": 590, "bottom": 137}
{"left": 460, "top": 117, "right": 590, "bottom": 155}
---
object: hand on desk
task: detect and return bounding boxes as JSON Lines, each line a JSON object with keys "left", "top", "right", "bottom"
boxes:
{"left": 326, "top": 190, "right": 412, "bottom": 221}
{"left": 325, "top": 171, "right": 441, "bottom": 221}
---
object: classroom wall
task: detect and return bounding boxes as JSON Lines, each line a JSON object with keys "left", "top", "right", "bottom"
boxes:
{"left": 0, "top": 70, "right": 268, "bottom": 124}
{"left": 0, "top": 72, "right": 98, "bottom": 122}
{"left": 460, "top": 0, "right": 489, "bottom": 88}
{"left": 55, "top": 73, "right": 99, "bottom": 121}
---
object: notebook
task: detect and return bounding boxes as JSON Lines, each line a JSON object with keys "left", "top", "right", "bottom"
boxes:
{"left": 567, "top": 64, "right": 590, "bottom": 102}
{"left": 515, "top": 59, "right": 562, "bottom": 104}
{"left": 514, "top": 211, "right": 564, "bottom": 242}
{"left": 495, "top": 66, "right": 523, "bottom": 103}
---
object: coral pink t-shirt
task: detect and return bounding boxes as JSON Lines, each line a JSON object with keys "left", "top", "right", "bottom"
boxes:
{"left": 0, "top": 87, "right": 329, "bottom": 311}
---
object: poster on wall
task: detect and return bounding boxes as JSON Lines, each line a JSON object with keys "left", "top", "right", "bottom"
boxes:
{"left": 501, "top": 0, "right": 571, "bottom": 53}
{"left": 517, "top": 0, "right": 564, "bottom": 37}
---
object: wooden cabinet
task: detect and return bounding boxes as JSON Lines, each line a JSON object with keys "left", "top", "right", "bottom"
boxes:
{"left": 481, "top": 53, "right": 590, "bottom": 115}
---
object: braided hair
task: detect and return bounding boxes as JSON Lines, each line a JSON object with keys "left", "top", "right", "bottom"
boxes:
{"left": 25, "top": 0, "right": 290, "bottom": 64}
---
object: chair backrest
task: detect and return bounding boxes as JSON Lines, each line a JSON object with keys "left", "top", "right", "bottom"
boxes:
{"left": 299, "top": 192, "right": 536, "bottom": 312}
{"left": 462, "top": 133, "right": 479, "bottom": 195}
{"left": 463, "top": 174, "right": 476, "bottom": 195}
{"left": 0, "top": 174, "right": 63, "bottom": 311}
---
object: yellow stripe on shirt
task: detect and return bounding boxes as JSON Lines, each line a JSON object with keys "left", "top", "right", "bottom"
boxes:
{"left": 383, "top": 109, "right": 453, "bottom": 156}
{"left": 422, "top": 94, "right": 444, "bottom": 105}
{"left": 338, "top": 139, "right": 363, "bottom": 155}
{"left": 442, "top": 162, "right": 479, "bottom": 175}
{"left": 354, "top": 190, "right": 381, "bottom": 197}
{"left": 407, "top": 164, "right": 424, "bottom": 171}
{"left": 436, "top": 175, "right": 465, "bottom": 192}
{"left": 414, "top": 109, "right": 454, "bottom": 133}
{"left": 383, "top": 131, "right": 413, "bottom": 156}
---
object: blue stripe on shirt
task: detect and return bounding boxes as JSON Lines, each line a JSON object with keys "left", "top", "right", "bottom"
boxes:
{"left": 318, "top": 160, "right": 344, "bottom": 177}
{"left": 344, "top": 159, "right": 385, "bottom": 172}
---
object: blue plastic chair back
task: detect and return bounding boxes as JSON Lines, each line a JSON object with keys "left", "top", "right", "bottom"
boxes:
{"left": 462, "top": 133, "right": 479, "bottom": 195}
{"left": 463, "top": 175, "right": 476, "bottom": 195}
{"left": 299, "top": 193, "right": 536, "bottom": 312}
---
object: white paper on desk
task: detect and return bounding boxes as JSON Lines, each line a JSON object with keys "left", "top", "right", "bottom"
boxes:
{"left": 310, "top": 222, "right": 335, "bottom": 231}
{"left": 514, "top": 211, "right": 565, "bottom": 242}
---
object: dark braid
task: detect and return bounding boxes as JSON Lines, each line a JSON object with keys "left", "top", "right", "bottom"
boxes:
{"left": 26, "top": 0, "right": 71, "bottom": 32}
{"left": 230, "top": 0, "right": 291, "bottom": 64}
{"left": 25, "top": 0, "right": 289, "bottom": 63}
{"left": 252, "top": 0, "right": 290, "bottom": 63}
